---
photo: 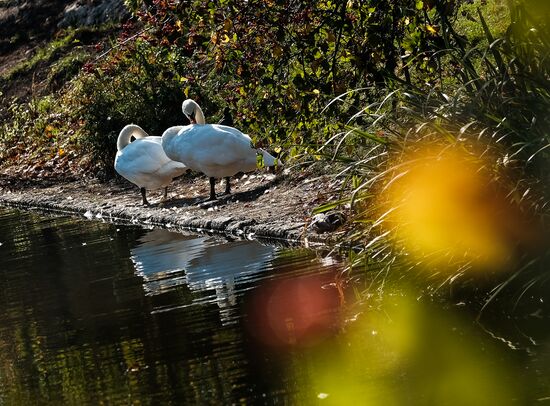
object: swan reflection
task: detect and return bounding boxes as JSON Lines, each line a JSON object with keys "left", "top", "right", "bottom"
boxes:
{"left": 130, "top": 228, "right": 275, "bottom": 320}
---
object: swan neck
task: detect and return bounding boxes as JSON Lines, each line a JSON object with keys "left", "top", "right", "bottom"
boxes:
{"left": 117, "top": 125, "right": 148, "bottom": 151}
{"left": 161, "top": 126, "right": 179, "bottom": 143}
{"left": 195, "top": 104, "right": 206, "bottom": 125}
{"left": 260, "top": 149, "right": 276, "bottom": 166}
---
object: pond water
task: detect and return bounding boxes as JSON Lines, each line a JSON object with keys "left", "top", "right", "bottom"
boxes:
{"left": 0, "top": 207, "right": 549, "bottom": 404}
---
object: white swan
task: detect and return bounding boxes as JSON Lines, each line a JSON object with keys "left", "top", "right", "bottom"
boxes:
{"left": 162, "top": 100, "right": 279, "bottom": 201}
{"left": 114, "top": 124, "right": 188, "bottom": 205}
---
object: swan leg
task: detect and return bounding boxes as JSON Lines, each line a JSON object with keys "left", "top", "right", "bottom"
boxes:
{"left": 140, "top": 187, "right": 150, "bottom": 206}
{"left": 223, "top": 176, "right": 231, "bottom": 195}
{"left": 158, "top": 186, "right": 169, "bottom": 206}
{"left": 208, "top": 177, "right": 217, "bottom": 201}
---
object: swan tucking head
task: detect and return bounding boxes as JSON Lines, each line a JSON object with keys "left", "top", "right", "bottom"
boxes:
{"left": 182, "top": 99, "right": 206, "bottom": 124}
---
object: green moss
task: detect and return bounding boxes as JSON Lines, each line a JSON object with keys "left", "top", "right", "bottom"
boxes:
{"left": 1, "top": 25, "right": 114, "bottom": 82}
{"left": 47, "top": 51, "right": 88, "bottom": 91}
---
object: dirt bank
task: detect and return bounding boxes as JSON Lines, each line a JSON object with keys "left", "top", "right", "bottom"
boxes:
{"left": 0, "top": 169, "right": 346, "bottom": 246}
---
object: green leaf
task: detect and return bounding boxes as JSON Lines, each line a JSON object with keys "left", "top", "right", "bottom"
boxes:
{"left": 256, "top": 153, "right": 265, "bottom": 169}
{"left": 312, "top": 198, "right": 349, "bottom": 214}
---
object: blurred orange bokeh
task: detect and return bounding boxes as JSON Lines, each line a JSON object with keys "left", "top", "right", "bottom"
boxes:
{"left": 380, "top": 144, "right": 542, "bottom": 271}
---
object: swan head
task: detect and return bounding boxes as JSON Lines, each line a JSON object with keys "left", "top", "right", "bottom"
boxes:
{"left": 257, "top": 148, "right": 282, "bottom": 171}
{"left": 182, "top": 99, "right": 206, "bottom": 125}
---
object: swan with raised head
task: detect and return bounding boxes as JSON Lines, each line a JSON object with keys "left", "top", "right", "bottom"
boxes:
{"left": 114, "top": 124, "right": 188, "bottom": 205}
{"left": 162, "top": 99, "right": 279, "bottom": 201}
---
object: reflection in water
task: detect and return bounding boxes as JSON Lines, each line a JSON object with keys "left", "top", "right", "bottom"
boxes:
{"left": 184, "top": 238, "right": 274, "bottom": 322}
{"left": 131, "top": 229, "right": 275, "bottom": 322}
{"left": 131, "top": 229, "right": 208, "bottom": 292}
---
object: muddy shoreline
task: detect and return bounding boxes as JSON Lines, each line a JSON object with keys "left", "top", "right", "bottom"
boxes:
{"left": 0, "top": 171, "right": 343, "bottom": 247}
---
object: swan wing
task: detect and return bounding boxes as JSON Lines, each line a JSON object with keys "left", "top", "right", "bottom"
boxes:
{"left": 176, "top": 125, "right": 255, "bottom": 163}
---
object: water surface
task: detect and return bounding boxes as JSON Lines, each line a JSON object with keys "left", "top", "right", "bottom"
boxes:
{"left": 1, "top": 207, "right": 549, "bottom": 404}
{"left": 0, "top": 207, "right": 343, "bottom": 404}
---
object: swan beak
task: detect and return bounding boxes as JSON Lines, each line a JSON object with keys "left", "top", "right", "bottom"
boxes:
{"left": 269, "top": 158, "right": 282, "bottom": 174}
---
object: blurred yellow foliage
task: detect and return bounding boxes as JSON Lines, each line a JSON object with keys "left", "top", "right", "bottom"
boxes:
{"left": 292, "top": 294, "right": 521, "bottom": 405}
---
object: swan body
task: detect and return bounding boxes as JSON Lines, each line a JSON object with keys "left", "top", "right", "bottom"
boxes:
{"left": 114, "top": 124, "right": 188, "bottom": 205}
{"left": 180, "top": 98, "right": 233, "bottom": 194}
{"left": 161, "top": 121, "right": 278, "bottom": 200}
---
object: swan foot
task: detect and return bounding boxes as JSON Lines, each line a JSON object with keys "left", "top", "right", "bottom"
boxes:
{"left": 208, "top": 177, "right": 218, "bottom": 201}
{"left": 157, "top": 187, "right": 169, "bottom": 206}
{"left": 223, "top": 176, "right": 231, "bottom": 195}
{"left": 140, "top": 187, "right": 151, "bottom": 206}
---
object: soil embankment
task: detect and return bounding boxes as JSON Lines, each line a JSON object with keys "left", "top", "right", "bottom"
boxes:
{"left": 0, "top": 170, "right": 341, "bottom": 246}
